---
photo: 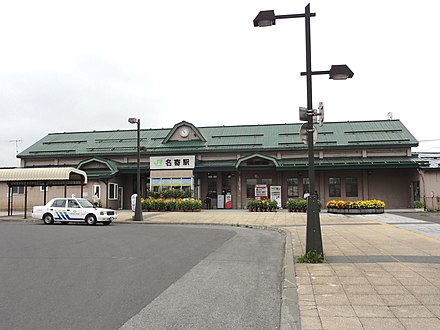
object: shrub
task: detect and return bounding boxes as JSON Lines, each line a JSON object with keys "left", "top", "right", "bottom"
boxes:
{"left": 269, "top": 199, "right": 278, "bottom": 210}
{"left": 247, "top": 199, "right": 258, "bottom": 211}
{"left": 141, "top": 198, "right": 152, "bottom": 211}
{"left": 286, "top": 198, "right": 307, "bottom": 211}
{"left": 142, "top": 197, "right": 202, "bottom": 211}
{"left": 191, "top": 199, "right": 202, "bottom": 210}
{"left": 146, "top": 189, "right": 193, "bottom": 199}
{"left": 413, "top": 200, "right": 424, "bottom": 209}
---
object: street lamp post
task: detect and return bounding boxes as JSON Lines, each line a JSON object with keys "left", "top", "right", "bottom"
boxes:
{"left": 254, "top": 3, "right": 353, "bottom": 254}
{"left": 128, "top": 117, "right": 143, "bottom": 221}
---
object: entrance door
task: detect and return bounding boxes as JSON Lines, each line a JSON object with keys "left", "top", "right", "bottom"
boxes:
{"left": 412, "top": 181, "right": 420, "bottom": 204}
{"left": 118, "top": 187, "right": 124, "bottom": 210}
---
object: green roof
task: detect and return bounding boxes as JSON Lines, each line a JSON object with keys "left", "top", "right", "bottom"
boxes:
{"left": 279, "top": 156, "right": 428, "bottom": 170}
{"left": 19, "top": 120, "right": 418, "bottom": 159}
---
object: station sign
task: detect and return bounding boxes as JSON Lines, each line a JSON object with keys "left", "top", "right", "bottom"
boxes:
{"left": 150, "top": 155, "right": 195, "bottom": 169}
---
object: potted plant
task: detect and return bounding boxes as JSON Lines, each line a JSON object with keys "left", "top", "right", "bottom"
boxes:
{"left": 247, "top": 200, "right": 257, "bottom": 212}
{"left": 192, "top": 199, "right": 202, "bottom": 211}
{"left": 142, "top": 198, "right": 151, "bottom": 211}
{"left": 269, "top": 199, "right": 278, "bottom": 212}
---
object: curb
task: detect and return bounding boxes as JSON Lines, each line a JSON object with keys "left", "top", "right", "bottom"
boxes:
{"left": 279, "top": 229, "right": 301, "bottom": 330}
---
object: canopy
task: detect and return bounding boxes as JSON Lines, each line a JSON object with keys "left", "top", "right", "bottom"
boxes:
{"left": 0, "top": 167, "right": 87, "bottom": 186}
{"left": 1, "top": 167, "right": 88, "bottom": 219}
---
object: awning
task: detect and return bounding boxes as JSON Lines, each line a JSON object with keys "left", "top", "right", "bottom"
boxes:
{"left": 1, "top": 167, "right": 88, "bottom": 219}
{"left": 0, "top": 167, "right": 87, "bottom": 186}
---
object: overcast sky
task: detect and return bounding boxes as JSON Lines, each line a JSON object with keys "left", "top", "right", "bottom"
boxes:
{"left": 1, "top": 0, "right": 439, "bottom": 167}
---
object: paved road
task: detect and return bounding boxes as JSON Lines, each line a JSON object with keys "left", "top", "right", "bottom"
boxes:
{"left": 391, "top": 211, "right": 440, "bottom": 224}
{"left": 375, "top": 212, "right": 440, "bottom": 241}
{"left": 0, "top": 222, "right": 284, "bottom": 330}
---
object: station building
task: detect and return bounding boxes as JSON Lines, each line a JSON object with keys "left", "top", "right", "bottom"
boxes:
{"left": 2, "top": 119, "right": 429, "bottom": 211}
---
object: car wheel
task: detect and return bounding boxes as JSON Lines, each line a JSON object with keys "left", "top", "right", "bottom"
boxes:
{"left": 102, "top": 221, "right": 111, "bottom": 226}
{"left": 43, "top": 214, "right": 54, "bottom": 225}
{"left": 85, "top": 214, "right": 97, "bottom": 225}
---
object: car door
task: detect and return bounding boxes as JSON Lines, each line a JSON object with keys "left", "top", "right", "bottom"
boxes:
{"left": 66, "top": 199, "right": 86, "bottom": 221}
{"left": 50, "top": 199, "right": 67, "bottom": 220}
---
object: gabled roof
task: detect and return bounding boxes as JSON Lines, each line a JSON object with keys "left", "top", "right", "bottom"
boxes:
{"left": 163, "top": 121, "right": 206, "bottom": 143}
{"left": 18, "top": 120, "right": 418, "bottom": 159}
{"left": 77, "top": 157, "right": 120, "bottom": 179}
{"left": 235, "top": 154, "right": 279, "bottom": 168}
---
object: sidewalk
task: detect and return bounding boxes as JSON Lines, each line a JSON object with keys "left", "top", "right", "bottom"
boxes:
{"left": 2, "top": 210, "right": 440, "bottom": 329}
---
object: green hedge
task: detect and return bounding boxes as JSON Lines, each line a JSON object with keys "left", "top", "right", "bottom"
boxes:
{"left": 146, "top": 189, "right": 192, "bottom": 199}
{"left": 142, "top": 198, "right": 202, "bottom": 211}
{"left": 285, "top": 199, "right": 307, "bottom": 211}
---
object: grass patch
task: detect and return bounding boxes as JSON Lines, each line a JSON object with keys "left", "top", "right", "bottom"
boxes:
{"left": 297, "top": 251, "right": 325, "bottom": 263}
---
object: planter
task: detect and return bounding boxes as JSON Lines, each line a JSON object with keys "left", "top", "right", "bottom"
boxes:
{"left": 327, "top": 208, "right": 384, "bottom": 214}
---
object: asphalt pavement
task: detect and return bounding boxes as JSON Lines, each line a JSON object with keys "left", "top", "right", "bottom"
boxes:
{"left": 0, "top": 221, "right": 284, "bottom": 330}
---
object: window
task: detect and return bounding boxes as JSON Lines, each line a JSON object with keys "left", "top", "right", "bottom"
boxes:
{"left": 109, "top": 183, "right": 119, "bottom": 200}
{"left": 67, "top": 199, "right": 80, "bottom": 208}
{"left": 207, "top": 173, "right": 217, "bottom": 198}
{"left": 222, "top": 173, "right": 232, "bottom": 194}
{"left": 262, "top": 178, "right": 272, "bottom": 186}
{"left": 412, "top": 181, "right": 420, "bottom": 201}
{"left": 150, "top": 177, "right": 192, "bottom": 192}
{"left": 329, "top": 178, "right": 341, "bottom": 197}
{"left": 287, "top": 178, "right": 299, "bottom": 198}
{"left": 246, "top": 178, "right": 257, "bottom": 198}
{"left": 51, "top": 199, "right": 66, "bottom": 208}
{"left": 345, "top": 177, "right": 358, "bottom": 197}
{"left": 302, "top": 178, "right": 310, "bottom": 195}
{"left": 12, "top": 186, "right": 25, "bottom": 195}
{"left": 93, "top": 185, "right": 101, "bottom": 199}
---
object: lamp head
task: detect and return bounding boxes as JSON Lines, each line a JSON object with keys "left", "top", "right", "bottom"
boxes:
{"left": 253, "top": 10, "right": 276, "bottom": 27}
{"left": 128, "top": 118, "right": 138, "bottom": 124}
{"left": 329, "top": 65, "right": 354, "bottom": 80}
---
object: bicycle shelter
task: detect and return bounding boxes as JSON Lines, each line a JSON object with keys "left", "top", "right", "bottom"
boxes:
{"left": 0, "top": 167, "right": 87, "bottom": 219}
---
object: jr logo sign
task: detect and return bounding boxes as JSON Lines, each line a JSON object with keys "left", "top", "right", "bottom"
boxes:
{"left": 150, "top": 156, "right": 195, "bottom": 169}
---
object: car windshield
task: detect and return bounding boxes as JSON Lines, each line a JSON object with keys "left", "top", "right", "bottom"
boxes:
{"left": 77, "top": 199, "right": 95, "bottom": 208}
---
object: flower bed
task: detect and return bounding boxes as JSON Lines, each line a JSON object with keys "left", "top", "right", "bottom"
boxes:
{"left": 142, "top": 198, "right": 202, "bottom": 212}
{"left": 247, "top": 199, "right": 278, "bottom": 212}
{"left": 326, "top": 199, "right": 385, "bottom": 214}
